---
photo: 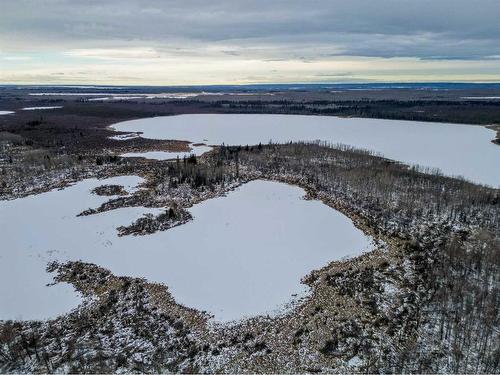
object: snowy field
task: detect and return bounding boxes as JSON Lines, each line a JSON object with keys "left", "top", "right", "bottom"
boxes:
{"left": 120, "top": 145, "right": 212, "bottom": 160}
{"left": 0, "top": 178, "right": 371, "bottom": 322}
{"left": 113, "top": 114, "right": 500, "bottom": 187}
{"left": 21, "top": 106, "right": 63, "bottom": 110}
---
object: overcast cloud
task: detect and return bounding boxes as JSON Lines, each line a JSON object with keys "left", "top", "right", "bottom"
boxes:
{"left": 1, "top": 0, "right": 499, "bottom": 84}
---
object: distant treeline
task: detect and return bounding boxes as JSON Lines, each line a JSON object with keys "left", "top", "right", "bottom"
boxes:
{"left": 203, "top": 99, "right": 500, "bottom": 126}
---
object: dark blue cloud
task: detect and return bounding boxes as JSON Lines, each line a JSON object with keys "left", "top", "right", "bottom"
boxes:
{"left": 1, "top": 0, "right": 500, "bottom": 60}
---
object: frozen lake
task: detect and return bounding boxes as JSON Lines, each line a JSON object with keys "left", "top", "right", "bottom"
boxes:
{"left": 22, "top": 106, "right": 63, "bottom": 111}
{"left": 0, "top": 177, "right": 371, "bottom": 322}
{"left": 120, "top": 144, "right": 212, "bottom": 160}
{"left": 113, "top": 114, "right": 500, "bottom": 187}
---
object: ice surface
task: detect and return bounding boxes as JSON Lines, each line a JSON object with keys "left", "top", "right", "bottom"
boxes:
{"left": 112, "top": 114, "right": 500, "bottom": 187}
{"left": 0, "top": 178, "right": 372, "bottom": 322}
{"left": 461, "top": 97, "right": 500, "bottom": 100}
{"left": 120, "top": 145, "right": 212, "bottom": 160}
{"left": 28, "top": 92, "right": 273, "bottom": 100}
{"left": 0, "top": 175, "right": 145, "bottom": 320}
{"left": 29, "top": 92, "right": 202, "bottom": 99}
{"left": 22, "top": 106, "right": 63, "bottom": 110}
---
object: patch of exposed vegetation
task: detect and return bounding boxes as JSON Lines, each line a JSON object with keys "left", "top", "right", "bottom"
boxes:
{"left": 117, "top": 206, "right": 192, "bottom": 236}
{"left": 91, "top": 184, "right": 128, "bottom": 196}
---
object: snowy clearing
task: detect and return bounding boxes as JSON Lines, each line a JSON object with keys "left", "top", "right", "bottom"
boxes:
{"left": 0, "top": 177, "right": 371, "bottom": 322}
{"left": 112, "top": 114, "right": 500, "bottom": 187}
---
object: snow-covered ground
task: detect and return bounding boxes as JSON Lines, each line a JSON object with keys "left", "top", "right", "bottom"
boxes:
{"left": 0, "top": 111, "right": 14, "bottom": 115}
{"left": 21, "top": 106, "right": 63, "bottom": 110}
{"left": 112, "top": 114, "right": 500, "bottom": 187}
{"left": 0, "top": 178, "right": 371, "bottom": 322}
{"left": 120, "top": 145, "right": 212, "bottom": 160}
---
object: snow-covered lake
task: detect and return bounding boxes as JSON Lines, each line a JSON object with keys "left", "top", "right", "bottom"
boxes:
{"left": 120, "top": 145, "right": 212, "bottom": 160}
{"left": 0, "top": 177, "right": 371, "bottom": 322}
{"left": 112, "top": 114, "right": 500, "bottom": 187}
{"left": 22, "top": 106, "right": 63, "bottom": 111}
{"left": 30, "top": 92, "right": 204, "bottom": 100}
{"left": 462, "top": 97, "right": 500, "bottom": 100}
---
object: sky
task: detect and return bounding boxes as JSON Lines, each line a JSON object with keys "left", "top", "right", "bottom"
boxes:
{"left": 1, "top": 0, "right": 499, "bottom": 85}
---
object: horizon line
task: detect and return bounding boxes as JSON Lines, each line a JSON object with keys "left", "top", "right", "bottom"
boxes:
{"left": 2, "top": 81, "right": 500, "bottom": 88}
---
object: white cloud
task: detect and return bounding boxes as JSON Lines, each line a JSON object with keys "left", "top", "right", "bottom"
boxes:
{"left": 65, "top": 47, "right": 162, "bottom": 60}
{"left": 1, "top": 55, "right": 499, "bottom": 85}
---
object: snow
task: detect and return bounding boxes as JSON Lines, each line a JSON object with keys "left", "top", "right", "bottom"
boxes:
{"left": 28, "top": 92, "right": 273, "bottom": 100}
{"left": 120, "top": 145, "right": 212, "bottom": 160}
{"left": 0, "top": 178, "right": 372, "bottom": 322}
{"left": 462, "top": 96, "right": 500, "bottom": 100}
{"left": 88, "top": 96, "right": 145, "bottom": 101}
{"left": 29, "top": 92, "right": 203, "bottom": 99}
{"left": 112, "top": 114, "right": 500, "bottom": 187}
{"left": 0, "top": 175, "right": 145, "bottom": 321}
{"left": 348, "top": 356, "right": 362, "bottom": 367}
{"left": 87, "top": 93, "right": 201, "bottom": 101}
{"left": 0, "top": 111, "right": 14, "bottom": 115}
{"left": 109, "top": 133, "right": 141, "bottom": 141}
{"left": 21, "top": 106, "right": 63, "bottom": 110}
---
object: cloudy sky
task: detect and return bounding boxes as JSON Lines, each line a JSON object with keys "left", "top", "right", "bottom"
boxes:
{"left": 1, "top": 0, "right": 499, "bottom": 85}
